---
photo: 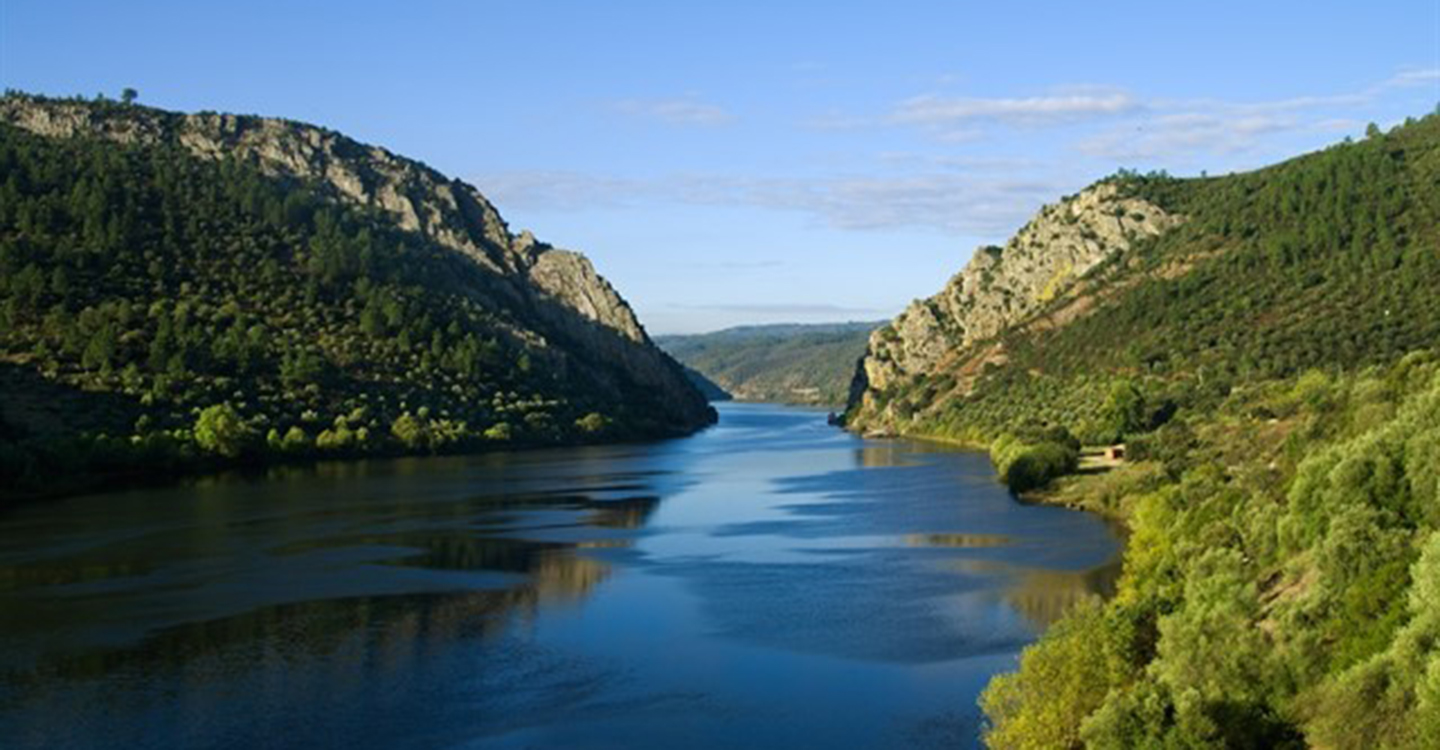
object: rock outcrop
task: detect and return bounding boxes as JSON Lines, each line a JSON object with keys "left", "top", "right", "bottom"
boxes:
{"left": 0, "top": 95, "right": 713, "bottom": 432}
{"left": 847, "top": 183, "right": 1181, "bottom": 433}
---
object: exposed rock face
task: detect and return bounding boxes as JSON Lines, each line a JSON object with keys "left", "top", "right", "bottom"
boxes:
{"left": 0, "top": 96, "right": 713, "bottom": 432}
{"left": 848, "top": 183, "right": 1181, "bottom": 433}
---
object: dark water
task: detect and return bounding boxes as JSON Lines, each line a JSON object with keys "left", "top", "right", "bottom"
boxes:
{"left": 0, "top": 403, "right": 1119, "bottom": 749}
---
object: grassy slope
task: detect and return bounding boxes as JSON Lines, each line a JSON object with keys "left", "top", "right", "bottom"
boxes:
{"left": 658, "top": 321, "right": 880, "bottom": 406}
{"left": 857, "top": 116, "right": 1440, "bottom": 747}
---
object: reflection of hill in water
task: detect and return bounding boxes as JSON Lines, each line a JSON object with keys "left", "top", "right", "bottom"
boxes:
{"left": 855, "top": 439, "right": 979, "bottom": 468}
{"left": 1, "top": 490, "right": 656, "bottom": 688}
{"left": 856, "top": 443, "right": 916, "bottom": 468}
{"left": 260, "top": 495, "right": 660, "bottom": 572}
{"left": 905, "top": 533, "right": 1012, "bottom": 548}
{"left": 528, "top": 549, "right": 613, "bottom": 605}
{"left": 588, "top": 496, "right": 661, "bottom": 529}
{"left": 954, "top": 558, "right": 1122, "bottom": 629}
{"left": 8, "top": 550, "right": 612, "bottom": 688}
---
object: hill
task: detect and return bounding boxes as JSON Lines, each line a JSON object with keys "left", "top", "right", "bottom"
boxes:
{"left": 847, "top": 114, "right": 1440, "bottom": 747}
{"left": 0, "top": 93, "right": 713, "bottom": 499}
{"left": 677, "top": 364, "right": 733, "bottom": 402}
{"left": 657, "top": 321, "right": 880, "bottom": 406}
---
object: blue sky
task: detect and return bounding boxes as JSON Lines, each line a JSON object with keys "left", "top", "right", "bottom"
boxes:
{"left": 3, "top": 1, "right": 1438, "bottom": 333}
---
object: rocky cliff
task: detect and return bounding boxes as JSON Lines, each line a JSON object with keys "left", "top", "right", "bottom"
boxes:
{"left": 847, "top": 182, "right": 1181, "bottom": 433}
{"left": 0, "top": 94, "right": 712, "bottom": 432}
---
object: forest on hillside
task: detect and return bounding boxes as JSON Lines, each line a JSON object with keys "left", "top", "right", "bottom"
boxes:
{"left": 0, "top": 118, "right": 687, "bottom": 498}
{"left": 865, "top": 114, "right": 1440, "bottom": 448}
{"left": 658, "top": 321, "right": 880, "bottom": 406}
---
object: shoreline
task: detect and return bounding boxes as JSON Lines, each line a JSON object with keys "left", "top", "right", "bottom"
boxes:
{"left": 0, "top": 420, "right": 716, "bottom": 510}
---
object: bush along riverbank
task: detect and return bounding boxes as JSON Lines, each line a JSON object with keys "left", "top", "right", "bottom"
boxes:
{"left": 979, "top": 353, "right": 1440, "bottom": 748}
{"left": 0, "top": 400, "right": 648, "bottom": 505}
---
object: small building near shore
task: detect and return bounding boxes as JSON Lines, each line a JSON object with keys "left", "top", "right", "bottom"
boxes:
{"left": 1105, "top": 444, "right": 1127, "bottom": 462}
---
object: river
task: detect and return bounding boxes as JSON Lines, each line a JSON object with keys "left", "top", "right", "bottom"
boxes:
{"left": 0, "top": 403, "right": 1119, "bottom": 749}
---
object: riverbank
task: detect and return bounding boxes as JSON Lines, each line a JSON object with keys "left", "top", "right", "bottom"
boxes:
{"left": 846, "top": 423, "right": 1129, "bottom": 522}
{"left": 0, "top": 412, "right": 717, "bottom": 508}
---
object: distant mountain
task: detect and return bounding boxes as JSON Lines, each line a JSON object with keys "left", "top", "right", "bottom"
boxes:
{"left": 657, "top": 321, "right": 881, "bottom": 406}
{"left": 844, "top": 113, "right": 1440, "bottom": 747}
{"left": 0, "top": 93, "right": 713, "bottom": 498}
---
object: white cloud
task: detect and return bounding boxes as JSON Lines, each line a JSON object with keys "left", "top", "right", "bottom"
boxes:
{"left": 876, "top": 152, "right": 1042, "bottom": 170}
{"left": 799, "top": 110, "right": 875, "bottom": 131}
{"left": 1077, "top": 67, "right": 1438, "bottom": 161}
{"left": 481, "top": 168, "right": 1069, "bottom": 237}
{"left": 1313, "top": 117, "right": 1364, "bottom": 132}
{"left": 611, "top": 97, "right": 734, "bottom": 126}
{"left": 488, "top": 67, "right": 1439, "bottom": 237}
{"left": 891, "top": 91, "right": 1139, "bottom": 127}
{"left": 872, "top": 67, "right": 1434, "bottom": 156}
{"left": 741, "top": 173, "right": 1064, "bottom": 235}
{"left": 1079, "top": 112, "right": 1298, "bottom": 160}
{"left": 477, "top": 170, "right": 639, "bottom": 211}
{"left": 1382, "top": 68, "right": 1440, "bottom": 89}
{"left": 804, "top": 87, "right": 1138, "bottom": 135}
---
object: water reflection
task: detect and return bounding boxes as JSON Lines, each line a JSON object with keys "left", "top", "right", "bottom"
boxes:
{"left": 0, "top": 403, "right": 1120, "bottom": 750}
{"left": 0, "top": 467, "right": 662, "bottom": 680}
{"left": 856, "top": 442, "right": 917, "bottom": 467}
{"left": 905, "top": 533, "right": 1013, "bottom": 548}
{"left": 954, "top": 558, "right": 1124, "bottom": 629}
{"left": 3, "top": 550, "right": 609, "bottom": 685}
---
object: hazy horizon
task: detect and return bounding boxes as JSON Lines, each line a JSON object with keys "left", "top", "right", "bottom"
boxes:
{"left": 4, "top": 0, "right": 1436, "bottom": 333}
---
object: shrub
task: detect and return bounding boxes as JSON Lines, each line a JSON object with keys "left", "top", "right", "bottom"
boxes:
{"left": 981, "top": 599, "right": 1111, "bottom": 749}
{"left": 1126, "top": 421, "right": 1198, "bottom": 476}
{"left": 1102, "top": 379, "right": 1148, "bottom": 441}
{"left": 193, "top": 403, "right": 254, "bottom": 458}
{"left": 1005, "top": 443, "right": 1080, "bottom": 492}
{"left": 280, "top": 426, "right": 311, "bottom": 454}
{"left": 390, "top": 412, "right": 430, "bottom": 450}
{"left": 992, "top": 433, "right": 1080, "bottom": 493}
{"left": 575, "top": 412, "right": 609, "bottom": 434}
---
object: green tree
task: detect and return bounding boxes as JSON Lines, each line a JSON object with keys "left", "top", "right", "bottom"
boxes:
{"left": 280, "top": 349, "right": 327, "bottom": 387}
{"left": 390, "top": 412, "right": 430, "bottom": 450}
{"left": 120, "top": 88, "right": 138, "bottom": 105}
{"left": 981, "top": 600, "right": 1112, "bottom": 749}
{"left": 81, "top": 324, "right": 118, "bottom": 373}
{"left": 193, "top": 403, "right": 254, "bottom": 458}
{"left": 280, "top": 426, "right": 311, "bottom": 453}
{"left": 575, "top": 412, "right": 609, "bottom": 434}
{"left": 1102, "top": 379, "right": 1148, "bottom": 441}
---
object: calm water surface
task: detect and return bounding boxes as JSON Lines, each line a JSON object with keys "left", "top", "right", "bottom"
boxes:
{"left": 0, "top": 403, "right": 1118, "bottom": 749}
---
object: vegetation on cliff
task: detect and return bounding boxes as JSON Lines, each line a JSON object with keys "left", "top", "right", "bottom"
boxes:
{"left": 0, "top": 94, "right": 711, "bottom": 500}
{"left": 849, "top": 114, "right": 1440, "bottom": 444}
{"left": 847, "top": 113, "right": 1440, "bottom": 747}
